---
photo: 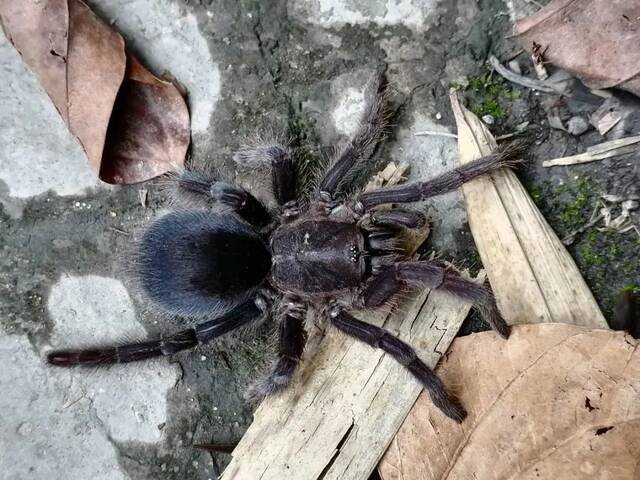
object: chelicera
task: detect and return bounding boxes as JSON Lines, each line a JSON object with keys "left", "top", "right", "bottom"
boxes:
{"left": 48, "top": 73, "right": 522, "bottom": 422}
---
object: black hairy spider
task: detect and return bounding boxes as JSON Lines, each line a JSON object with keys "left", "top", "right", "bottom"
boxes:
{"left": 48, "top": 74, "right": 522, "bottom": 422}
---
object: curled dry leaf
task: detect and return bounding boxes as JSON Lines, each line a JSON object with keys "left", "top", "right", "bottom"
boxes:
{"left": 515, "top": 0, "right": 640, "bottom": 97}
{"left": 0, "top": 0, "right": 189, "bottom": 184}
{"left": 379, "top": 324, "right": 640, "bottom": 480}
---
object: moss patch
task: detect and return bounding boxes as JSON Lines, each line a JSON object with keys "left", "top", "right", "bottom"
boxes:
{"left": 463, "top": 74, "right": 519, "bottom": 120}
{"left": 527, "top": 176, "right": 640, "bottom": 319}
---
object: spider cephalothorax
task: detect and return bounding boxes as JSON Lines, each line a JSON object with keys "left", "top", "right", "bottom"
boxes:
{"left": 48, "top": 73, "right": 523, "bottom": 422}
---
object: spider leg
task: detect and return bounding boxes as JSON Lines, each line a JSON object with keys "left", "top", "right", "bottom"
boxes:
{"left": 234, "top": 144, "right": 296, "bottom": 205}
{"left": 361, "top": 207, "right": 427, "bottom": 230}
{"left": 245, "top": 299, "right": 307, "bottom": 401}
{"left": 318, "top": 71, "right": 392, "bottom": 198}
{"left": 47, "top": 298, "right": 263, "bottom": 367}
{"left": 170, "top": 169, "right": 271, "bottom": 226}
{"left": 362, "top": 260, "right": 510, "bottom": 338}
{"left": 355, "top": 141, "right": 525, "bottom": 211}
{"left": 329, "top": 307, "right": 466, "bottom": 422}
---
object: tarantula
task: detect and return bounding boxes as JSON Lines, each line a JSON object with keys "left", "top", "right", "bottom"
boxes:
{"left": 47, "top": 74, "right": 521, "bottom": 422}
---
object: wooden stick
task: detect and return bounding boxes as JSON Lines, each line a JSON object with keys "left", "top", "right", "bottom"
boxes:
{"left": 488, "top": 55, "right": 557, "bottom": 93}
{"left": 542, "top": 135, "right": 640, "bottom": 167}
{"left": 221, "top": 278, "right": 480, "bottom": 480}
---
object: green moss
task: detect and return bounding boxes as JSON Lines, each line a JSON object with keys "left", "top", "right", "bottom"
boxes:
{"left": 579, "top": 231, "right": 605, "bottom": 266}
{"left": 528, "top": 182, "right": 545, "bottom": 206}
{"left": 525, "top": 175, "right": 640, "bottom": 319}
{"left": 464, "top": 75, "right": 518, "bottom": 120}
{"left": 558, "top": 177, "right": 594, "bottom": 230}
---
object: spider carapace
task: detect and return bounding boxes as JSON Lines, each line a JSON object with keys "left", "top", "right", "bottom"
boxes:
{"left": 47, "top": 73, "right": 523, "bottom": 422}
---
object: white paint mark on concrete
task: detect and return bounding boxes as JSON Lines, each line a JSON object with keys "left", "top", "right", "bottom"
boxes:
{"left": 0, "top": 35, "right": 100, "bottom": 199}
{"left": 332, "top": 87, "right": 366, "bottom": 137}
{"left": 47, "top": 274, "right": 179, "bottom": 443}
{"left": 330, "top": 70, "right": 372, "bottom": 137}
{"left": 89, "top": 0, "right": 221, "bottom": 133}
{"left": 291, "top": 0, "right": 439, "bottom": 30}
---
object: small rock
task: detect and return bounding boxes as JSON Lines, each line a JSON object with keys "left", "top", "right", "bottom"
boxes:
{"left": 507, "top": 60, "right": 521, "bottom": 75}
{"left": 481, "top": 114, "right": 495, "bottom": 125}
{"left": 567, "top": 116, "right": 589, "bottom": 136}
{"left": 435, "top": 112, "right": 442, "bottom": 120}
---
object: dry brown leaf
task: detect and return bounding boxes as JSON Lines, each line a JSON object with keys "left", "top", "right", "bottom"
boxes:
{"left": 101, "top": 56, "right": 190, "bottom": 183}
{"left": 379, "top": 324, "right": 640, "bottom": 480}
{"left": 516, "top": 0, "right": 640, "bottom": 97}
{"left": 0, "top": 0, "right": 189, "bottom": 184}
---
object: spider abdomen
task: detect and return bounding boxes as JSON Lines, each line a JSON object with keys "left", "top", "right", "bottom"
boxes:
{"left": 136, "top": 211, "right": 271, "bottom": 316}
{"left": 270, "top": 219, "right": 365, "bottom": 295}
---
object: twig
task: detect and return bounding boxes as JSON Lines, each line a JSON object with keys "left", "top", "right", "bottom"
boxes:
{"left": 109, "top": 226, "right": 130, "bottom": 235}
{"left": 414, "top": 130, "right": 458, "bottom": 138}
{"left": 488, "top": 55, "right": 557, "bottom": 93}
{"left": 543, "top": 135, "right": 640, "bottom": 167}
{"left": 562, "top": 213, "right": 604, "bottom": 245}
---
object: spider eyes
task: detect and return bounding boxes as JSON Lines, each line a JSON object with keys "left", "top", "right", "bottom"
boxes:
{"left": 349, "top": 245, "right": 359, "bottom": 263}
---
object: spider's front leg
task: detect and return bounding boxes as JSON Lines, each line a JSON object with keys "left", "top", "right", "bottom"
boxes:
{"left": 245, "top": 297, "right": 307, "bottom": 401}
{"left": 362, "top": 260, "right": 510, "bottom": 338}
{"left": 353, "top": 141, "right": 526, "bottom": 212}
{"left": 318, "top": 71, "right": 392, "bottom": 199}
{"left": 359, "top": 207, "right": 427, "bottom": 230}
{"left": 327, "top": 306, "right": 466, "bottom": 422}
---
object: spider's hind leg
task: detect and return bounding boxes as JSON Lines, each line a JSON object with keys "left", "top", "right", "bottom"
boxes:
{"left": 362, "top": 260, "right": 510, "bottom": 338}
{"left": 47, "top": 298, "right": 263, "bottom": 367}
{"left": 169, "top": 169, "right": 271, "bottom": 226}
{"left": 245, "top": 297, "right": 307, "bottom": 401}
{"left": 234, "top": 144, "right": 296, "bottom": 206}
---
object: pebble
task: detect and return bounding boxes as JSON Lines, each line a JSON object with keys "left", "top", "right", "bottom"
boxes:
{"left": 567, "top": 116, "right": 589, "bottom": 136}
{"left": 482, "top": 114, "right": 495, "bottom": 125}
{"left": 508, "top": 60, "right": 521, "bottom": 75}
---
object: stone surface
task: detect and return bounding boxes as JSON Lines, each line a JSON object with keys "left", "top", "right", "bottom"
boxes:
{"left": 0, "top": 275, "right": 179, "bottom": 480}
{"left": 1, "top": 0, "right": 638, "bottom": 479}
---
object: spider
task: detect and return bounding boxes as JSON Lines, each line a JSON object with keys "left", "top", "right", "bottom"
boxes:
{"left": 47, "top": 73, "right": 522, "bottom": 422}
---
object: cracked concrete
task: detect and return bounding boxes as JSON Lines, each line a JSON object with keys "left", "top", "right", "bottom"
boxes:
{"left": 1, "top": 0, "right": 638, "bottom": 478}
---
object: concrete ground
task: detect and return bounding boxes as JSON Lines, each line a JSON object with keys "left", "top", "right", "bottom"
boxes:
{"left": 1, "top": 0, "right": 638, "bottom": 479}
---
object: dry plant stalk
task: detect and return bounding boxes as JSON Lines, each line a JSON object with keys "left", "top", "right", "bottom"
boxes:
{"left": 542, "top": 135, "right": 640, "bottom": 167}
